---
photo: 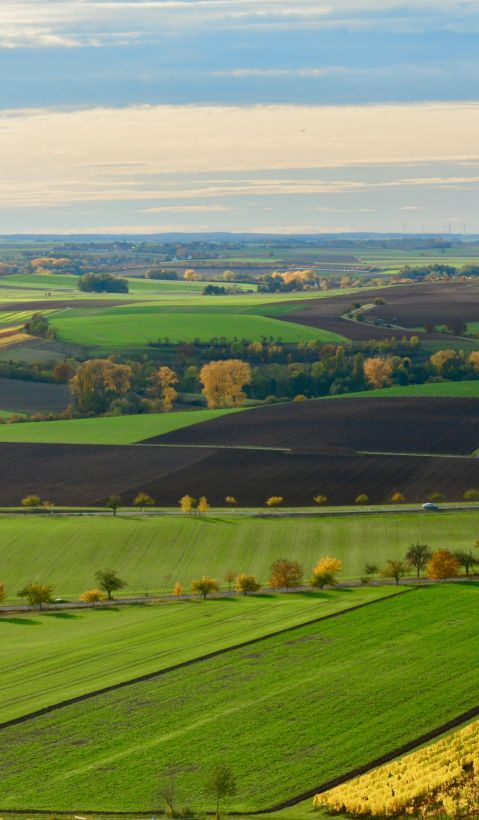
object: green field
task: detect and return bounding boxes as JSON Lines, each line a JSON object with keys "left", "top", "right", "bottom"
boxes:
{"left": 1, "top": 511, "right": 477, "bottom": 600}
{"left": 0, "top": 588, "right": 392, "bottom": 723}
{"left": 52, "top": 308, "right": 342, "bottom": 347}
{"left": 322, "top": 380, "right": 479, "bottom": 400}
{"left": 0, "top": 407, "right": 241, "bottom": 444}
{"left": 0, "top": 585, "right": 476, "bottom": 811}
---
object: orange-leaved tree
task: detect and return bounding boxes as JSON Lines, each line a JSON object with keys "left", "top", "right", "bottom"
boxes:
{"left": 173, "top": 582, "right": 183, "bottom": 599}
{"left": 199, "top": 359, "right": 252, "bottom": 408}
{"left": 270, "top": 559, "right": 303, "bottom": 589}
{"left": 427, "top": 550, "right": 460, "bottom": 580}
{"left": 364, "top": 357, "right": 393, "bottom": 389}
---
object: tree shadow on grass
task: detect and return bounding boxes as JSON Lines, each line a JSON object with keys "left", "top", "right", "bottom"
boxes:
{"left": 44, "top": 611, "right": 80, "bottom": 619}
{"left": 0, "top": 617, "right": 41, "bottom": 625}
{"left": 197, "top": 516, "right": 237, "bottom": 525}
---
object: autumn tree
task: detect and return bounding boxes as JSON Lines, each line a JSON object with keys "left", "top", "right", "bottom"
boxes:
{"left": 265, "top": 496, "right": 284, "bottom": 507}
{"left": 236, "top": 574, "right": 260, "bottom": 595}
{"left": 381, "top": 559, "right": 408, "bottom": 585}
{"left": 313, "top": 495, "right": 327, "bottom": 506}
{"left": 197, "top": 496, "right": 210, "bottom": 515}
{"left": 464, "top": 488, "right": 479, "bottom": 504}
{"left": 224, "top": 570, "right": 237, "bottom": 591}
{"left": 225, "top": 496, "right": 238, "bottom": 505}
{"left": 173, "top": 582, "right": 183, "bottom": 599}
{"left": 427, "top": 550, "right": 460, "bottom": 580}
{"left": 311, "top": 557, "right": 342, "bottom": 589}
{"left": 69, "top": 358, "right": 132, "bottom": 414}
{"left": 406, "top": 543, "right": 432, "bottom": 578}
{"left": 355, "top": 493, "right": 369, "bottom": 505}
{"left": 364, "top": 357, "right": 393, "bottom": 389}
{"left": 18, "top": 582, "right": 53, "bottom": 607}
{"left": 200, "top": 359, "right": 252, "bottom": 408}
{"left": 42, "top": 500, "right": 55, "bottom": 514}
{"left": 183, "top": 268, "right": 200, "bottom": 281}
{"left": 133, "top": 492, "right": 155, "bottom": 511}
{"left": 391, "top": 491, "right": 406, "bottom": 504}
{"left": 21, "top": 495, "right": 41, "bottom": 508}
{"left": 468, "top": 350, "right": 479, "bottom": 372}
{"left": 430, "top": 349, "right": 461, "bottom": 377}
{"left": 0, "top": 583, "right": 5, "bottom": 603}
{"left": 106, "top": 494, "right": 121, "bottom": 516}
{"left": 429, "top": 492, "right": 446, "bottom": 503}
{"left": 95, "top": 569, "right": 126, "bottom": 600}
{"left": 179, "top": 494, "right": 195, "bottom": 514}
{"left": 191, "top": 576, "right": 219, "bottom": 599}
{"left": 206, "top": 764, "right": 237, "bottom": 820}
{"left": 364, "top": 561, "right": 379, "bottom": 581}
{"left": 80, "top": 588, "right": 107, "bottom": 606}
{"left": 270, "top": 559, "right": 303, "bottom": 589}
{"left": 454, "top": 550, "right": 477, "bottom": 576}
{"left": 157, "top": 775, "right": 178, "bottom": 818}
{"left": 150, "top": 366, "right": 178, "bottom": 412}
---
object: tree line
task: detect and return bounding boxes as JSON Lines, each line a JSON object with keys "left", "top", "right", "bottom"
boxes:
{"left": 4, "top": 545, "right": 477, "bottom": 608}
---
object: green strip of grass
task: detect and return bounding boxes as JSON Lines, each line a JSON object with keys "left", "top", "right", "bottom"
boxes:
{"left": 322, "top": 381, "right": 479, "bottom": 400}
{"left": 0, "top": 588, "right": 392, "bottom": 724}
{"left": 0, "top": 408, "right": 241, "bottom": 444}
{"left": 0, "top": 512, "right": 477, "bottom": 599}
{"left": 0, "top": 585, "right": 476, "bottom": 811}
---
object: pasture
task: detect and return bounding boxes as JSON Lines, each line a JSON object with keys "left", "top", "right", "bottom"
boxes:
{"left": 0, "top": 588, "right": 393, "bottom": 723}
{"left": 1, "top": 511, "right": 478, "bottom": 599}
{"left": 0, "top": 585, "right": 476, "bottom": 811}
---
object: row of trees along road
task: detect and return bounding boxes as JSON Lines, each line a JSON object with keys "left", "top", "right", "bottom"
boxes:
{"left": 4, "top": 545, "right": 477, "bottom": 608}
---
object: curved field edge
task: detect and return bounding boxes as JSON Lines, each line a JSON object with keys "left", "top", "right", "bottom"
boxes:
{"left": 0, "top": 585, "right": 477, "bottom": 812}
{"left": 0, "top": 588, "right": 395, "bottom": 724}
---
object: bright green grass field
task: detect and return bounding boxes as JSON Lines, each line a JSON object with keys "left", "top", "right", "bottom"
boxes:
{"left": 0, "top": 588, "right": 391, "bottom": 723}
{"left": 0, "top": 407, "right": 241, "bottom": 444}
{"left": 1, "top": 585, "right": 477, "bottom": 812}
{"left": 1, "top": 512, "right": 477, "bottom": 600}
{"left": 52, "top": 309, "right": 342, "bottom": 346}
{"left": 322, "top": 380, "right": 479, "bottom": 399}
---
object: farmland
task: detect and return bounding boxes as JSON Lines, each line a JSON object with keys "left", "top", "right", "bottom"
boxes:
{"left": 1, "top": 511, "right": 478, "bottom": 599}
{"left": 0, "top": 376, "right": 69, "bottom": 413}
{"left": 1, "top": 440, "right": 479, "bottom": 505}
{"left": 0, "top": 585, "right": 476, "bottom": 811}
{"left": 0, "top": 589, "right": 394, "bottom": 723}
{"left": 0, "top": 407, "right": 242, "bottom": 444}
{"left": 150, "top": 396, "right": 479, "bottom": 455}
{"left": 276, "top": 281, "right": 479, "bottom": 342}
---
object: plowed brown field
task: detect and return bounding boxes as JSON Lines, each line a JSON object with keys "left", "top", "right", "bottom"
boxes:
{"left": 0, "top": 442, "right": 478, "bottom": 506}
{"left": 280, "top": 281, "right": 479, "bottom": 340}
{"left": 145, "top": 397, "right": 479, "bottom": 456}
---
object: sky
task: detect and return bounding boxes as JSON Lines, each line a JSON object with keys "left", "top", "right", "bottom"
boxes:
{"left": 1, "top": 0, "right": 479, "bottom": 235}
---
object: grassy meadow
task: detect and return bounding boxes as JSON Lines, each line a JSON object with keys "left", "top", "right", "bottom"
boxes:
{"left": 0, "top": 407, "right": 241, "bottom": 444}
{"left": 1, "top": 511, "right": 478, "bottom": 600}
{"left": 0, "top": 588, "right": 394, "bottom": 723}
{"left": 0, "top": 585, "right": 476, "bottom": 811}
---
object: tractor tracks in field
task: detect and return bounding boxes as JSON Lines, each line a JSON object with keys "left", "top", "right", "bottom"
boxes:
{"left": 0, "top": 587, "right": 415, "bottom": 733}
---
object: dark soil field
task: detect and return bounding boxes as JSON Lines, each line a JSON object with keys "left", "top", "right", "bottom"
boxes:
{"left": 281, "top": 282, "right": 479, "bottom": 340}
{"left": 145, "top": 397, "right": 479, "bottom": 456}
{"left": 0, "top": 442, "right": 478, "bottom": 505}
{"left": 0, "top": 377, "right": 69, "bottom": 413}
{"left": 367, "top": 281, "right": 479, "bottom": 327}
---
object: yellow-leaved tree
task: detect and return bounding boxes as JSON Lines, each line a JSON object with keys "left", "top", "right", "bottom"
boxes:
{"left": 149, "top": 366, "right": 178, "bottom": 412}
{"left": 311, "top": 557, "right": 342, "bottom": 589}
{"left": 80, "top": 588, "right": 107, "bottom": 606}
{"left": 199, "top": 359, "right": 252, "bottom": 408}
{"left": 69, "top": 359, "right": 132, "bottom": 414}
{"left": 173, "top": 582, "right": 183, "bottom": 599}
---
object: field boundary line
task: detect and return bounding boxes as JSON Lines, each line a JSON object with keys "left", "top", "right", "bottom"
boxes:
{"left": 234, "top": 704, "right": 479, "bottom": 814}
{"left": 2, "top": 701, "right": 479, "bottom": 817}
{"left": 0, "top": 587, "right": 416, "bottom": 732}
